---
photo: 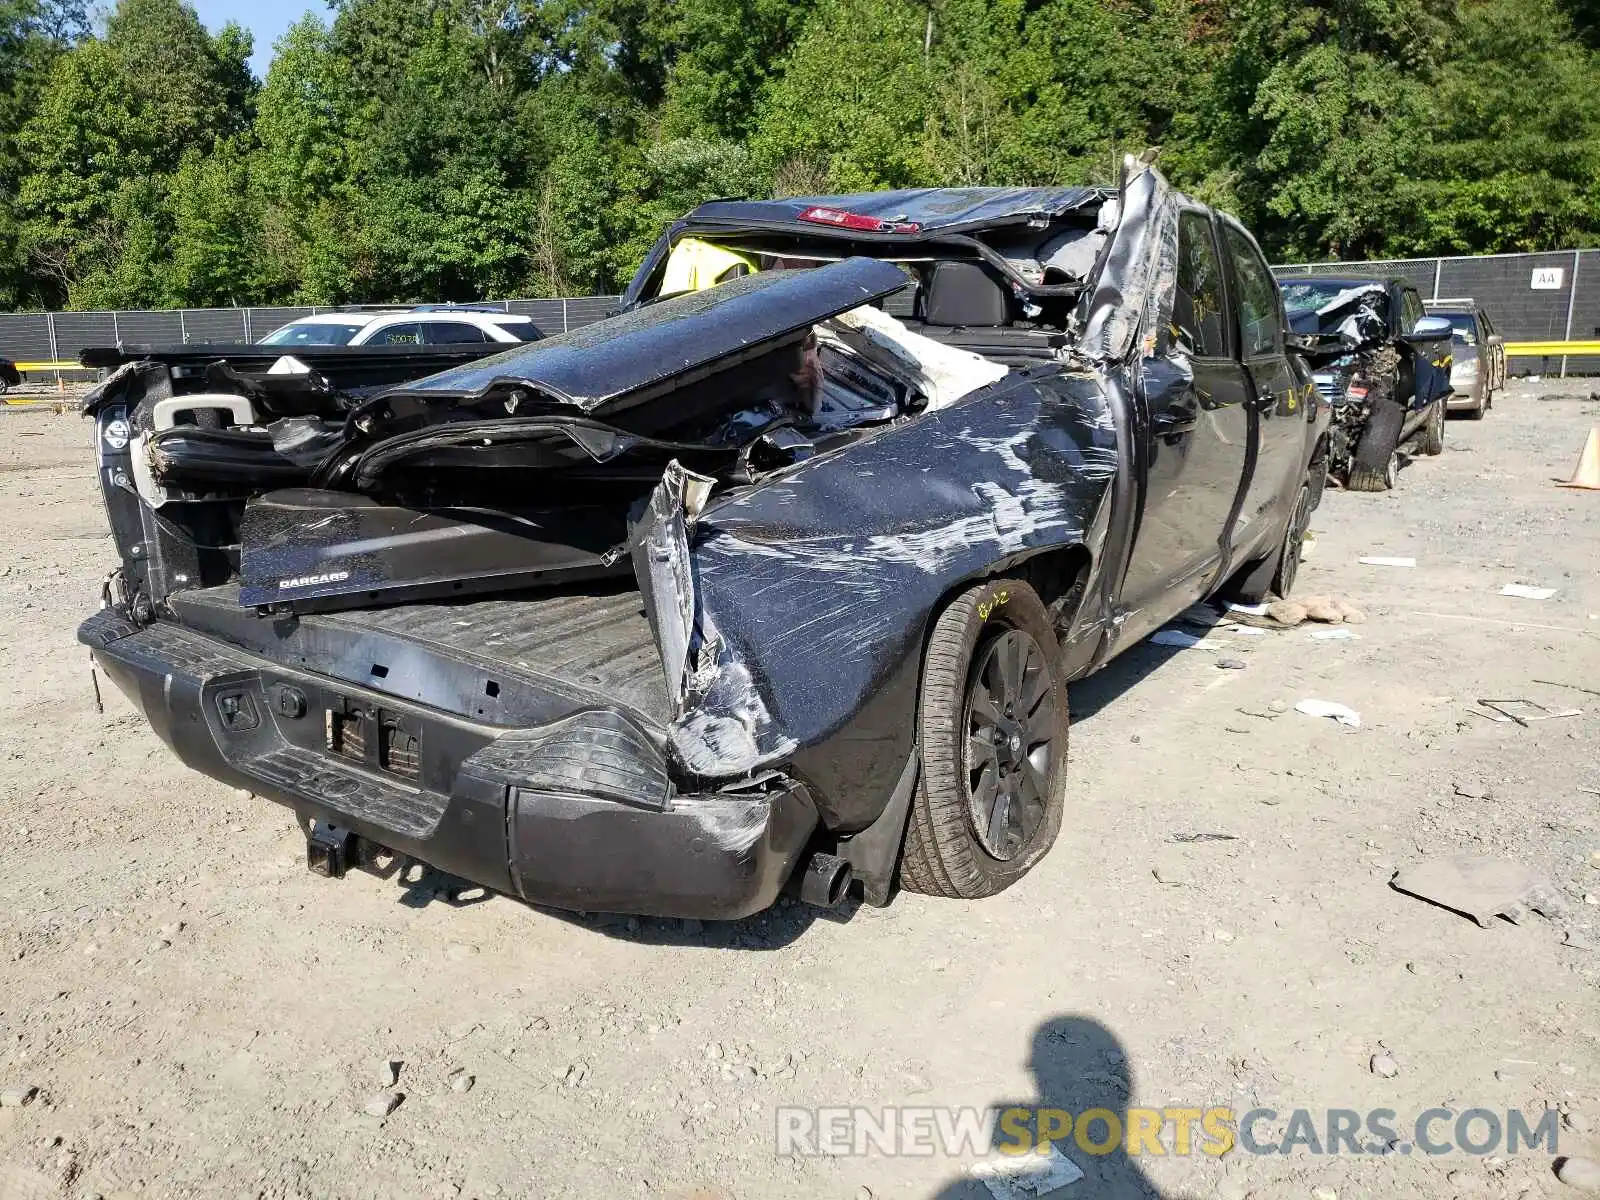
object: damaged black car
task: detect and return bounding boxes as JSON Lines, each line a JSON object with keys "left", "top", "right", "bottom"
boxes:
{"left": 1281, "top": 276, "right": 1453, "bottom": 492}
{"left": 79, "top": 158, "right": 1328, "bottom": 919}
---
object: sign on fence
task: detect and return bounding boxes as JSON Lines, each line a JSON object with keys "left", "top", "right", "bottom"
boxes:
{"left": 1531, "top": 267, "right": 1565, "bottom": 291}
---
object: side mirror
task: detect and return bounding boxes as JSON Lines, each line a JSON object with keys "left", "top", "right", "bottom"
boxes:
{"left": 1405, "top": 315, "right": 1453, "bottom": 343}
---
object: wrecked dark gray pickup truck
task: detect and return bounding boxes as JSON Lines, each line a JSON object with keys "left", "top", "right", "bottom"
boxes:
{"left": 79, "top": 160, "right": 1328, "bottom": 919}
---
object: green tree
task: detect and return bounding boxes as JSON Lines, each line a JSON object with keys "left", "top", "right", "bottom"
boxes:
{"left": 0, "top": 0, "right": 85, "bottom": 307}
{"left": 15, "top": 0, "right": 254, "bottom": 306}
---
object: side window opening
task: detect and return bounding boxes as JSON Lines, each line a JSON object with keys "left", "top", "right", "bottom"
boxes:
{"left": 423, "top": 322, "right": 489, "bottom": 344}
{"left": 370, "top": 322, "right": 423, "bottom": 346}
{"left": 1173, "top": 211, "right": 1227, "bottom": 358}
{"left": 1221, "top": 225, "right": 1283, "bottom": 357}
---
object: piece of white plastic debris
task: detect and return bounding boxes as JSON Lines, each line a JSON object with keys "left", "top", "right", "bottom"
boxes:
{"left": 1151, "top": 629, "right": 1215, "bottom": 649}
{"left": 1227, "top": 601, "right": 1270, "bottom": 616}
{"left": 1308, "top": 628, "right": 1361, "bottom": 640}
{"left": 1295, "top": 699, "right": 1362, "bottom": 727}
{"left": 1499, "top": 583, "right": 1557, "bottom": 600}
{"left": 969, "top": 1144, "right": 1085, "bottom": 1199}
{"left": 1231, "top": 625, "right": 1268, "bottom": 636}
{"left": 1359, "top": 556, "right": 1416, "bottom": 568}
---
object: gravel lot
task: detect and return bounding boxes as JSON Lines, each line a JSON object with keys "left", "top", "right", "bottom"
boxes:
{"left": 1, "top": 383, "right": 1598, "bottom": 1200}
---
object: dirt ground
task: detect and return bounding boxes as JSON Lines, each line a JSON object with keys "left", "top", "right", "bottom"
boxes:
{"left": 1, "top": 382, "right": 1598, "bottom": 1200}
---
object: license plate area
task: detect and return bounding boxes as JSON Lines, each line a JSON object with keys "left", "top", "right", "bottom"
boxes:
{"left": 326, "top": 701, "right": 423, "bottom": 782}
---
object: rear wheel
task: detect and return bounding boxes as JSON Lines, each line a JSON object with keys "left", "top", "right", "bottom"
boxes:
{"left": 1347, "top": 397, "right": 1405, "bottom": 492}
{"left": 1228, "top": 475, "right": 1314, "bottom": 603}
{"left": 900, "top": 579, "right": 1067, "bottom": 899}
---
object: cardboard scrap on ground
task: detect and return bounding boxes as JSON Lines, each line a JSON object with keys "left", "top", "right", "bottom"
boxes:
{"left": 1392, "top": 854, "right": 1566, "bottom": 928}
{"left": 1499, "top": 583, "right": 1557, "bottom": 600}
{"left": 969, "top": 1145, "right": 1085, "bottom": 1200}
{"left": 1294, "top": 699, "right": 1362, "bottom": 727}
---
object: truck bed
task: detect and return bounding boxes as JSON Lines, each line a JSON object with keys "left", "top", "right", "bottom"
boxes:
{"left": 167, "top": 581, "right": 671, "bottom": 728}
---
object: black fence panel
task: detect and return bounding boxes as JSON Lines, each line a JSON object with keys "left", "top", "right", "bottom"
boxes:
{"left": 181, "top": 308, "right": 249, "bottom": 344}
{"left": 0, "top": 313, "right": 54, "bottom": 363}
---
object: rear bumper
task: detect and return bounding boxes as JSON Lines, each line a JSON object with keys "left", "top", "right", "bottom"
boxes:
{"left": 81, "top": 610, "right": 816, "bottom": 919}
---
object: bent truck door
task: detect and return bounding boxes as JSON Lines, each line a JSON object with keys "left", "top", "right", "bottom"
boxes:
{"left": 1118, "top": 208, "right": 1253, "bottom": 621}
{"left": 1220, "top": 220, "right": 1303, "bottom": 554}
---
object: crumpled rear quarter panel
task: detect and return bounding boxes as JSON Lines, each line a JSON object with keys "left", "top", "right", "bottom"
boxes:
{"left": 679, "top": 369, "right": 1120, "bottom": 829}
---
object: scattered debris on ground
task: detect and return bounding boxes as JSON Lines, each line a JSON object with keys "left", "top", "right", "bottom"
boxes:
{"left": 1294, "top": 699, "right": 1362, "bottom": 727}
{"left": 1501, "top": 583, "right": 1558, "bottom": 600}
{"left": 1391, "top": 854, "right": 1567, "bottom": 928}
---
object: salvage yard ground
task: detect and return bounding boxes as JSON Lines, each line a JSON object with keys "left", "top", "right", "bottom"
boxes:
{"left": 2, "top": 382, "right": 1599, "bottom": 1200}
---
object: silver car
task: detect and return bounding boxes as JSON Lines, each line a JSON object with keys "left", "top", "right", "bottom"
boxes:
{"left": 1426, "top": 299, "right": 1505, "bottom": 419}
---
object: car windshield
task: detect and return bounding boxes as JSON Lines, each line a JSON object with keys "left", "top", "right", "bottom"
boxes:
{"left": 259, "top": 321, "right": 367, "bottom": 346}
{"left": 1280, "top": 280, "right": 1373, "bottom": 315}
{"left": 1435, "top": 312, "right": 1479, "bottom": 344}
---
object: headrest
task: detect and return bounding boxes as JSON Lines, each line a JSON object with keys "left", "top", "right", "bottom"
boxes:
{"left": 922, "top": 261, "right": 1010, "bottom": 328}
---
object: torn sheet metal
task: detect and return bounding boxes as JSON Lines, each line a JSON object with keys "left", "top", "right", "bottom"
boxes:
{"left": 1074, "top": 154, "right": 1179, "bottom": 366}
{"left": 659, "top": 370, "right": 1120, "bottom": 819}
{"left": 631, "top": 461, "right": 713, "bottom": 711}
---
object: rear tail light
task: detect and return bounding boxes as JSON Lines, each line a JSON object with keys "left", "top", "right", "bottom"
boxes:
{"left": 797, "top": 206, "right": 921, "bottom": 234}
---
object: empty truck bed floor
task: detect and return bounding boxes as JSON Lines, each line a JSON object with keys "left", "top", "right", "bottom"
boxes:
{"left": 168, "top": 583, "right": 671, "bottom": 724}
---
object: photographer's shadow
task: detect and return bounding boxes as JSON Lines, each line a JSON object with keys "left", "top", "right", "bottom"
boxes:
{"left": 930, "top": 1015, "right": 1161, "bottom": 1199}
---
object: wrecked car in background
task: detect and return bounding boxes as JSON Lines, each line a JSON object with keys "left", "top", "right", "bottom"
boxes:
{"left": 79, "top": 157, "right": 1328, "bottom": 920}
{"left": 1282, "top": 276, "right": 1453, "bottom": 491}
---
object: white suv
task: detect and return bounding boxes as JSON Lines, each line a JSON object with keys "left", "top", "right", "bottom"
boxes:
{"left": 259, "top": 306, "right": 541, "bottom": 348}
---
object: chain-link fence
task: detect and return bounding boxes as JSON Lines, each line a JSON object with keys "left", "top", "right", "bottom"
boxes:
{"left": 0, "top": 296, "right": 623, "bottom": 387}
{"left": 1274, "top": 249, "right": 1599, "bottom": 375}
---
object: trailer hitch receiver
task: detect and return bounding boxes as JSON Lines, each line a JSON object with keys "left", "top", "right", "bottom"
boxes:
{"left": 306, "top": 820, "right": 358, "bottom": 878}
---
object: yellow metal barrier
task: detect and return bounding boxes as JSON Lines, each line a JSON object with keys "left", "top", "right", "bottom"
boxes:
{"left": 12, "top": 360, "right": 83, "bottom": 372}
{"left": 1505, "top": 341, "right": 1600, "bottom": 357}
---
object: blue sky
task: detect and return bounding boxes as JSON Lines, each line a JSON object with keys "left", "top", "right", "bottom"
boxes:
{"left": 191, "top": 0, "right": 318, "bottom": 77}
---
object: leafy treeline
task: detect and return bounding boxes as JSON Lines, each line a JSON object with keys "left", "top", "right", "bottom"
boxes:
{"left": 2, "top": 0, "right": 1599, "bottom": 310}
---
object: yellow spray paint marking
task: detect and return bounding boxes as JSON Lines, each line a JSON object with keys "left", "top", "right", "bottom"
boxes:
{"left": 978, "top": 589, "right": 1010, "bottom": 621}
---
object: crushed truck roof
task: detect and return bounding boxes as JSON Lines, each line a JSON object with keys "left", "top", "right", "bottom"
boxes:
{"left": 684, "top": 186, "right": 1110, "bottom": 233}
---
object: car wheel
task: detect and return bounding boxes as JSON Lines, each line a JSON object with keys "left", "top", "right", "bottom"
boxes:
{"left": 900, "top": 578, "right": 1067, "bottom": 899}
{"left": 1347, "top": 397, "right": 1406, "bottom": 492}
{"left": 1272, "top": 480, "right": 1314, "bottom": 597}
{"left": 1418, "top": 399, "right": 1445, "bottom": 453}
{"left": 1227, "top": 472, "right": 1314, "bottom": 603}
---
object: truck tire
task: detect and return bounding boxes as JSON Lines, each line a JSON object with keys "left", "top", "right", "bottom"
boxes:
{"left": 1417, "top": 398, "right": 1445, "bottom": 453}
{"left": 1347, "top": 397, "right": 1405, "bottom": 492}
{"left": 900, "top": 578, "right": 1067, "bottom": 899}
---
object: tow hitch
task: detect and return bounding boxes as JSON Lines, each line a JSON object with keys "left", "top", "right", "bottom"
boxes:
{"left": 306, "top": 820, "right": 359, "bottom": 878}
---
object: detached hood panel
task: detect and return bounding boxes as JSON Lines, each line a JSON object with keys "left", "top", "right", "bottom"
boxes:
{"left": 378, "top": 258, "right": 912, "bottom": 418}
